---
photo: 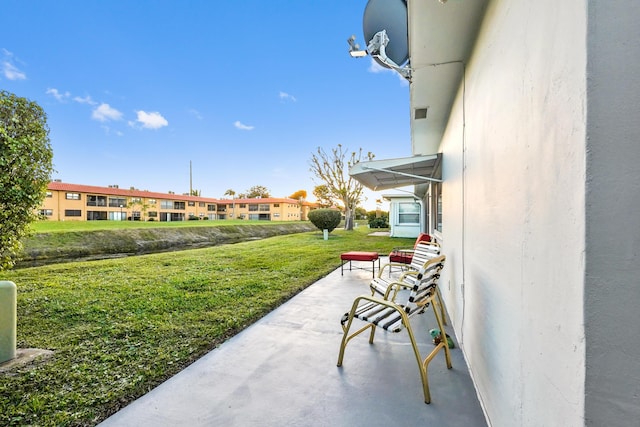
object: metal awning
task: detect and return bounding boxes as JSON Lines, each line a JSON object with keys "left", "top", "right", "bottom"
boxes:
{"left": 349, "top": 154, "right": 442, "bottom": 191}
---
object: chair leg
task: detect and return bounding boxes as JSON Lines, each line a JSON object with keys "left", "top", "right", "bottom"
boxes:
{"left": 337, "top": 298, "right": 376, "bottom": 367}
{"left": 431, "top": 293, "right": 453, "bottom": 369}
{"left": 404, "top": 320, "right": 433, "bottom": 404}
{"left": 436, "top": 287, "right": 447, "bottom": 326}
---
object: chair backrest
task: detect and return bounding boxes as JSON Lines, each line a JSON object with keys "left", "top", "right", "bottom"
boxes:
{"left": 413, "top": 233, "right": 432, "bottom": 248}
{"left": 404, "top": 255, "right": 446, "bottom": 317}
{"left": 409, "top": 241, "right": 441, "bottom": 271}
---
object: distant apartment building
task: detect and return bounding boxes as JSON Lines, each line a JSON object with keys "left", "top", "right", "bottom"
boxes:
{"left": 40, "top": 181, "right": 316, "bottom": 222}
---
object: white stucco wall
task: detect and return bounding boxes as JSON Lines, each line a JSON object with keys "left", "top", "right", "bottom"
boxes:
{"left": 584, "top": 2, "right": 640, "bottom": 425}
{"left": 422, "top": 1, "right": 587, "bottom": 425}
{"left": 386, "top": 196, "right": 422, "bottom": 238}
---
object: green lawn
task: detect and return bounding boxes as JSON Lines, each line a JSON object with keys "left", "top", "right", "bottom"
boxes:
{"left": 0, "top": 226, "right": 410, "bottom": 426}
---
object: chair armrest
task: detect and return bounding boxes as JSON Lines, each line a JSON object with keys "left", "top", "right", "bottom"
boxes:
{"left": 377, "top": 262, "right": 410, "bottom": 278}
{"left": 390, "top": 247, "right": 415, "bottom": 253}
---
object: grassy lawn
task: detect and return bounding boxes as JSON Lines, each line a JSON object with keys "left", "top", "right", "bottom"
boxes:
{"left": 0, "top": 226, "right": 410, "bottom": 426}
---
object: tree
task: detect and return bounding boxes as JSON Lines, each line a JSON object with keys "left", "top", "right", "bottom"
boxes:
{"left": 289, "top": 190, "right": 307, "bottom": 200}
{"left": 309, "top": 145, "right": 374, "bottom": 230}
{"left": 243, "top": 185, "right": 270, "bottom": 199}
{"left": 312, "top": 185, "right": 334, "bottom": 208}
{"left": 224, "top": 189, "right": 236, "bottom": 219}
{"left": 128, "top": 197, "right": 154, "bottom": 221}
{"left": 0, "top": 91, "right": 54, "bottom": 270}
{"left": 355, "top": 206, "right": 367, "bottom": 220}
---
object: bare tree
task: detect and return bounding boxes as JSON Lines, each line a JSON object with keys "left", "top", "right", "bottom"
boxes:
{"left": 309, "top": 145, "right": 373, "bottom": 230}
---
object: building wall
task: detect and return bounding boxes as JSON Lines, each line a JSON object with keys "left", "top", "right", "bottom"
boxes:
{"left": 385, "top": 196, "right": 422, "bottom": 238}
{"left": 40, "top": 184, "right": 312, "bottom": 223}
{"left": 584, "top": 1, "right": 640, "bottom": 425}
{"left": 430, "top": 1, "right": 587, "bottom": 425}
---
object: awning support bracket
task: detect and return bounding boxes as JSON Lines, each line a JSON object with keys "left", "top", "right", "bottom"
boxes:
{"left": 360, "top": 166, "right": 443, "bottom": 183}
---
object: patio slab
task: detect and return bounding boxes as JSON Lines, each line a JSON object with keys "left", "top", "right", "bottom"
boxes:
{"left": 99, "top": 260, "right": 487, "bottom": 427}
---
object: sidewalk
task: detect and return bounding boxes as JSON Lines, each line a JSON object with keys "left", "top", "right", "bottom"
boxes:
{"left": 99, "top": 260, "right": 487, "bottom": 426}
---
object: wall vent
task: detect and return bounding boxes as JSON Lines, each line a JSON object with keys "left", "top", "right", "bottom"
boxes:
{"left": 414, "top": 108, "right": 428, "bottom": 120}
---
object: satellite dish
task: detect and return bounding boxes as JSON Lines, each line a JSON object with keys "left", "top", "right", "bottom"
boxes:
{"left": 363, "top": 0, "right": 409, "bottom": 68}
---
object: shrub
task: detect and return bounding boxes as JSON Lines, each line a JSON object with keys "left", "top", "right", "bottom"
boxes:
{"left": 308, "top": 209, "right": 341, "bottom": 233}
{"left": 367, "top": 211, "right": 389, "bottom": 228}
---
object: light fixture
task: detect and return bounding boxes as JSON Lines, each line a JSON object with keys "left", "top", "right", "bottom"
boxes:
{"left": 347, "top": 35, "right": 367, "bottom": 58}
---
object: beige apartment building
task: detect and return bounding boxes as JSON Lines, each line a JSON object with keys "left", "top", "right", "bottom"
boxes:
{"left": 40, "top": 181, "right": 316, "bottom": 222}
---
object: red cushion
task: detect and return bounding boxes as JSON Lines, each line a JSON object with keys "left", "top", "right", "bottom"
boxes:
{"left": 413, "top": 233, "right": 432, "bottom": 248}
{"left": 341, "top": 251, "right": 379, "bottom": 261}
{"left": 389, "top": 252, "right": 413, "bottom": 264}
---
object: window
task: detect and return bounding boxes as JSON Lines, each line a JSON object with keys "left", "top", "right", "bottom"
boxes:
{"left": 431, "top": 182, "right": 443, "bottom": 233}
{"left": 259, "top": 204, "right": 269, "bottom": 211}
{"left": 148, "top": 199, "right": 157, "bottom": 205}
{"left": 199, "top": 202, "right": 205, "bottom": 207}
{"left": 207, "top": 204, "right": 216, "bottom": 211}
{"left": 108, "top": 211, "right": 126, "bottom": 221}
{"left": 65, "top": 209, "right": 81, "bottom": 217}
{"left": 148, "top": 211, "right": 158, "bottom": 218}
{"left": 160, "top": 200, "right": 173, "bottom": 209}
{"left": 239, "top": 203, "right": 246, "bottom": 208}
{"left": 109, "top": 197, "right": 127, "bottom": 208}
{"left": 46, "top": 191, "right": 52, "bottom": 198}
{"left": 65, "top": 192, "right": 80, "bottom": 200}
{"left": 249, "top": 213, "right": 270, "bottom": 220}
{"left": 248, "top": 204, "right": 258, "bottom": 212}
{"left": 132, "top": 211, "right": 141, "bottom": 220}
{"left": 174, "top": 201, "right": 185, "bottom": 210}
{"left": 39, "top": 209, "right": 53, "bottom": 216}
{"left": 87, "top": 195, "right": 107, "bottom": 207}
{"left": 398, "top": 202, "right": 420, "bottom": 224}
{"left": 273, "top": 213, "right": 280, "bottom": 218}
{"left": 274, "top": 204, "right": 280, "bottom": 207}
{"left": 87, "top": 211, "right": 107, "bottom": 220}
{"left": 159, "top": 212, "right": 185, "bottom": 222}
{"left": 436, "top": 186, "right": 442, "bottom": 232}
{"left": 130, "top": 197, "right": 141, "bottom": 204}
{"left": 188, "top": 201, "right": 195, "bottom": 207}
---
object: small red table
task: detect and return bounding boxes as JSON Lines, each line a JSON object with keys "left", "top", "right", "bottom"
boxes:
{"left": 340, "top": 251, "right": 380, "bottom": 278}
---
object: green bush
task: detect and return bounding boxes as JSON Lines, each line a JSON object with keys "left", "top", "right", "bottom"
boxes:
{"left": 308, "top": 209, "right": 341, "bottom": 233}
{"left": 367, "top": 211, "right": 389, "bottom": 228}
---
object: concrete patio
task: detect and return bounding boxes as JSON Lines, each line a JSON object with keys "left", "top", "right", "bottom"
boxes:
{"left": 99, "top": 259, "right": 487, "bottom": 426}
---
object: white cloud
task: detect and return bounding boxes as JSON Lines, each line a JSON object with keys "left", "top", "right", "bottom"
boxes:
{"left": 188, "top": 108, "right": 203, "bottom": 120}
{"left": 1, "top": 49, "right": 26, "bottom": 80}
{"left": 92, "top": 103, "right": 123, "bottom": 122}
{"left": 279, "top": 91, "right": 297, "bottom": 102}
{"left": 2, "top": 61, "right": 26, "bottom": 80}
{"left": 73, "top": 95, "right": 96, "bottom": 105}
{"left": 46, "top": 88, "right": 71, "bottom": 102}
{"left": 368, "top": 58, "right": 409, "bottom": 86}
{"left": 135, "top": 110, "right": 168, "bottom": 129}
{"left": 234, "top": 120, "right": 254, "bottom": 131}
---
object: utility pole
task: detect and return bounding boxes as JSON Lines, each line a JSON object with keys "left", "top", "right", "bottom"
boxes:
{"left": 189, "top": 160, "right": 193, "bottom": 195}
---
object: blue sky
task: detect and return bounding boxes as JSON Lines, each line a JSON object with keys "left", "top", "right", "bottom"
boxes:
{"left": 1, "top": 1, "right": 410, "bottom": 210}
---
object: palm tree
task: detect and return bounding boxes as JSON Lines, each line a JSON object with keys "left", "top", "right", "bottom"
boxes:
{"left": 224, "top": 189, "right": 236, "bottom": 219}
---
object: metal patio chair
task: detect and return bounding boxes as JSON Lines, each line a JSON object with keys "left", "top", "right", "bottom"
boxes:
{"left": 374, "top": 241, "right": 447, "bottom": 324}
{"left": 337, "top": 255, "right": 452, "bottom": 404}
